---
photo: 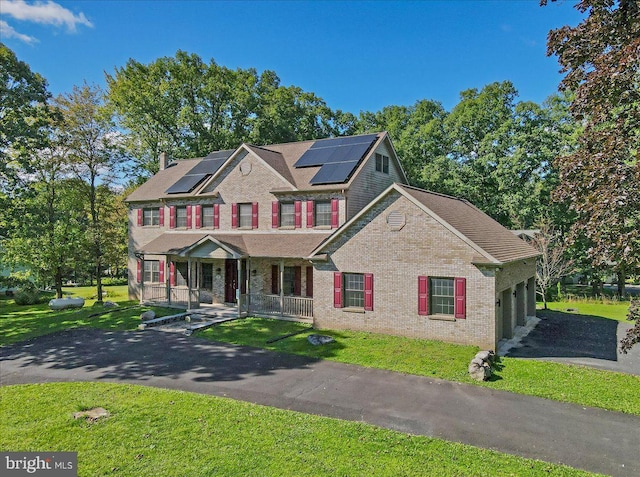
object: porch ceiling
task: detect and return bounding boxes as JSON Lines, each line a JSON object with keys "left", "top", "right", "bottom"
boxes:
{"left": 137, "top": 232, "right": 331, "bottom": 259}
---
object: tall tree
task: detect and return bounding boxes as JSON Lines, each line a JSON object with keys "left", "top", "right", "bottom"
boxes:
{"left": 544, "top": 0, "right": 640, "bottom": 296}
{"left": 55, "top": 84, "right": 124, "bottom": 304}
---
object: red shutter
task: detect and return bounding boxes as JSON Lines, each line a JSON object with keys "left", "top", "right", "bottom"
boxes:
{"left": 169, "top": 206, "right": 175, "bottom": 229}
{"left": 455, "top": 277, "right": 466, "bottom": 319}
{"left": 331, "top": 198, "right": 339, "bottom": 228}
{"left": 159, "top": 207, "right": 164, "bottom": 226}
{"left": 364, "top": 273, "right": 374, "bottom": 311}
{"left": 136, "top": 260, "right": 142, "bottom": 283}
{"left": 213, "top": 204, "right": 220, "bottom": 229}
{"left": 159, "top": 260, "right": 165, "bottom": 283}
{"left": 293, "top": 266, "right": 302, "bottom": 296}
{"left": 231, "top": 203, "right": 238, "bottom": 228}
{"left": 186, "top": 205, "right": 192, "bottom": 228}
{"left": 306, "top": 200, "right": 314, "bottom": 228}
{"left": 306, "top": 266, "right": 313, "bottom": 297}
{"left": 195, "top": 205, "right": 202, "bottom": 229}
{"left": 418, "top": 276, "right": 429, "bottom": 316}
{"left": 252, "top": 202, "right": 258, "bottom": 228}
{"left": 294, "top": 200, "right": 302, "bottom": 228}
{"left": 170, "top": 262, "right": 176, "bottom": 286}
{"left": 333, "top": 272, "right": 343, "bottom": 308}
{"left": 137, "top": 208, "right": 143, "bottom": 226}
{"left": 272, "top": 201, "right": 279, "bottom": 228}
{"left": 271, "top": 265, "right": 279, "bottom": 294}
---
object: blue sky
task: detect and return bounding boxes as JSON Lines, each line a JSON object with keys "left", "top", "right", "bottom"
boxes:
{"left": 1, "top": 0, "right": 585, "bottom": 114}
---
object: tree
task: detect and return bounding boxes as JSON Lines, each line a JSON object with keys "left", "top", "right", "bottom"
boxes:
{"left": 544, "top": 0, "right": 640, "bottom": 296}
{"left": 531, "top": 225, "right": 576, "bottom": 309}
{"left": 55, "top": 84, "right": 124, "bottom": 304}
{"left": 0, "top": 43, "right": 55, "bottom": 190}
{"left": 620, "top": 297, "right": 640, "bottom": 353}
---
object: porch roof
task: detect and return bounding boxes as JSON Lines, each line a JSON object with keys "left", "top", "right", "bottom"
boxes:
{"left": 137, "top": 232, "right": 331, "bottom": 259}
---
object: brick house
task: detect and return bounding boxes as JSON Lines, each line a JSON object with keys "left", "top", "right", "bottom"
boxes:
{"left": 126, "top": 132, "right": 538, "bottom": 349}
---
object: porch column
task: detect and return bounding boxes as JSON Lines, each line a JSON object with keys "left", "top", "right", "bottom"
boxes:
{"left": 279, "top": 260, "right": 284, "bottom": 316}
{"left": 166, "top": 257, "right": 171, "bottom": 305}
{"left": 237, "top": 258, "right": 242, "bottom": 317}
{"left": 247, "top": 258, "right": 251, "bottom": 313}
{"left": 139, "top": 256, "right": 145, "bottom": 304}
{"left": 187, "top": 255, "right": 192, "bottom": 310}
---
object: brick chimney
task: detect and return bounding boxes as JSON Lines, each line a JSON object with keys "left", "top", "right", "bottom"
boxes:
{"left": 159, "top": 152, "right": 168, "bottom": 171}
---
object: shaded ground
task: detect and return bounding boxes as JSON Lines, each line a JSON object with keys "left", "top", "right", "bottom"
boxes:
{"left": 1, "top": 329, "right": 639, "bottom": 477}
{"left": 507, "top": 310, "right": 640, "bottom": 376}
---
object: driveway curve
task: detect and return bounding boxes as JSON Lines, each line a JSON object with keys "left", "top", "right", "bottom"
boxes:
{"left": 1, "top": 329, "right": 639, "bottom": 477}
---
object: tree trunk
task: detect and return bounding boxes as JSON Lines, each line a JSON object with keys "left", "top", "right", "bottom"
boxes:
{"left": 617, "top": 270, "right": 626, "bottom": 297}
{"left": 55, "top": 267, "right": 63, "bottom": 299}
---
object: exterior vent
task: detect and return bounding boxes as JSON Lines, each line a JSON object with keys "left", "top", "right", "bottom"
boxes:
{"left": 386, "top": 211, "right": 406, "bottom": 231}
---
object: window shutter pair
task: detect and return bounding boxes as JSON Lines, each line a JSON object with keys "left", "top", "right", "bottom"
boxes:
{"left": 186, "top": 205, "right": 192, "bottom": 228}
{"left": 159, "top": 207, "right": 164, "bottom": 226}
{"left": 272, "top": 201, "right": 279, "bottom": 228}
{"left": 417, "top": 276, "right": 466, "bottom": 318}
{"left": 213, "top": 204, "right": 220, "bottom": 228}
{"left": 231, "top": 203, "right": 238, "bottom": 228}
{"left": 169, "top": 206, "right": 176, "bottom": 228}
{"left": 333, "top": 272, "right": 373, "bottom": 310}
{"left": 252, "top": 202, "right": 259, "bottom": 228}
{"left": 137, "top": 209, "right": 143, "bottom": 226}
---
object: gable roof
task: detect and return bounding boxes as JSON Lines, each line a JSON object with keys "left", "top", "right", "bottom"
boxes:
{"left": 311, "top": 183, "right": 539, "bottom": 265}
{"left": 125, "top": 132, "right": 407, "bottom": 202}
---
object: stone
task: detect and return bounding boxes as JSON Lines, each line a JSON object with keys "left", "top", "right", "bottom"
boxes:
{"left": 104, "top": 300, "right": 118, "bottom": 308}
{"left": 468, "top": 357, "right": 492, "bottom": 381}
{"left": 307, "top": 334, "right": 335, "bottom": 346}
{"left": 73, "top": 407, "right": 109, "bottom": 422}
{"left": 475, "top": 350, "right": 495, "bottom": 364}
{"left": 140, "top": 310, "right": 156, "bottom": 321}
{"left": 48, "top": 297, "right": 85, "bottom": 310}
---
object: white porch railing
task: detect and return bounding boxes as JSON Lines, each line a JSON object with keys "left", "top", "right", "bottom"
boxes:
{"left": 142, "top": 285, "right": 199, "bottom": 307}
{"left": 244, "top": 294, "right": 313, "bottom": 319}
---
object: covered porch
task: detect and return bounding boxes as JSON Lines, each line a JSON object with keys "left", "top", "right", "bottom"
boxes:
{"left": 136, "top": 233, "right": 325, "bottom": 321}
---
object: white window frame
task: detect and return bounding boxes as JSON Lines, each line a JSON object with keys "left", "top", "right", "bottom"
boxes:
{"left": 144, "top": 260, "right": 160, "bottom": 283}
{"left": 343, "top": 273, "right": 364, "bottom": 308}
{"left": 315, "top": 200, "right": 332, "bottom": 227}
{"left": 430, "top": 277, "right": 455, "bottom": 315}
{"left": 239, "top": 203, "right": 253, "bottom": 228}
{"left": 175, "top": 206, "right": 188, "bottom": 228}
{"left": 143, "top": 208, "right": 160, "bottom": 226}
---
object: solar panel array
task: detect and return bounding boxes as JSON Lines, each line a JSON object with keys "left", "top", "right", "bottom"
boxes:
{"left": 293, "top": 134, "right": 378, "bottom": 185}
{"left": 165, "top": 149, "right": 235, "bottom": 194}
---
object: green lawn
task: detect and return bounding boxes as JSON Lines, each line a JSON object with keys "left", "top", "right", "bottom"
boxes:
{"left": 0, "top": 382, "right": 598, "bottom": 477}
{"left": 542, "top": 301, "right": 630, "bottom": 321}
{"left": 0, "top": 286, "right": 180, "bottom": 346}
{"left": 199, "top": 313, "right": 640, "bottom": 416}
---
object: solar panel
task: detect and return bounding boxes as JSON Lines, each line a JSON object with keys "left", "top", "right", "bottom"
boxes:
{"left": 165, "top": 174, "right": 209, "bottom": 194}
{"left": 309, "top": 160, "right": 360, "bottom": 185}
{"left": 294, "top": 134, "right": 378, "bottom": 168}
{"left": 165, "top": 149, "right": 236, "bottom": 194}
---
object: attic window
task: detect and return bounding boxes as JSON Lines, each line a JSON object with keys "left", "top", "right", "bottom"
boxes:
{"left": 375, "top": 153, "right": 389, "bottom": 174}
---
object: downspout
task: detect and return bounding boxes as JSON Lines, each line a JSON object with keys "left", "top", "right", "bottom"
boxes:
{"left": 237, "top": 258, "right": 242, "bottom": 317}
{"left": 187, "top": 255, "right": 192, "bottom": 310}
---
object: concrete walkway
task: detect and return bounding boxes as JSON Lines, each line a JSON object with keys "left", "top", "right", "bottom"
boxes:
{"left": 1, "top": 329, "right": 639, "bottom": 477}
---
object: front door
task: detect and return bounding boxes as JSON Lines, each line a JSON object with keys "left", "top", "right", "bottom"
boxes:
{"left": 225, "top": 259, "right": 237, "bottom": 303}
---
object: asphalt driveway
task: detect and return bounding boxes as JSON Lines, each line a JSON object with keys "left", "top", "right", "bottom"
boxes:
{"left": 1, "top": 329, "right": 639, "bottom": 476}
{"left": 507, "top": 310, "right": 640, "bottom": 376}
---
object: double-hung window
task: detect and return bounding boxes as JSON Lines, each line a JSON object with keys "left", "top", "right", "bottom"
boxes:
{"left": 344, "top": 273, "right": 364, "bottom": 308}
{"left": 315, "top": 200, "right": 332, "bottom": 227}
{"left": 375, "top": 153, "right": 389, "bottom": 174}
{"left": 202, "top": 205, "right": 214, "bottom": 228}
{"left": 239, "top": 203, "right": 253, "bottom": 228}
{"left": 143, "top": 208, "right": 160, "bottom": 226}
{"left": 144, "top": 261, "right": 160, "bottom": 283}
{"left": 175, "top": 206, "right": 188, "bottom": 228}
{"left": 280, "top": 202, "right": 295, "bottom": 227}
{"left": 431, "top": 278, "right": 455, "bottom": 315}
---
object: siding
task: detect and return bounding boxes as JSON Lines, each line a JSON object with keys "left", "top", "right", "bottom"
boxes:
{"left": 346, "top": 139, "right": 405, "bottom": 220}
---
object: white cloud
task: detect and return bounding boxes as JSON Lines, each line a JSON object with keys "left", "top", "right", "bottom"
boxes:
{"left": 0, "top": 0, "right": 93, "bottom": 32}
{"left": 0, "top": 19, "right": 37, "bottom": 43}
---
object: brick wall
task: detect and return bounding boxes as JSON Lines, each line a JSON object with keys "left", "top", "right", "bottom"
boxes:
{"left": 313, "top": 190, "right": 498, "bottom": 350}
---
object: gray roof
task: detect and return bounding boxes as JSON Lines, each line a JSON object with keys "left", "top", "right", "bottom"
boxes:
{"left": 398, "top": 185, "right": 540, "bottom": 264}
{"left": 126, "top": 133, "right": 405, "bottom": 202}
{"left": 138, "top": 232, "right": 331, "bottom": 259}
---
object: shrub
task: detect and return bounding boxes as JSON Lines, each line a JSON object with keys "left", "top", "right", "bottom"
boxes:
{"left": 13, "top": 284, "right": 42, "bottom": 306}
{"left": 102, "top": 277, "right": 128, "bottom": 286}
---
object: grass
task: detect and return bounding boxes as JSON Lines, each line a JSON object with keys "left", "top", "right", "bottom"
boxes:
{"left": 0, "top": 286, "right": 180, "bottom": 347}
{"left": 199, "top": 313, "right": 640, "bottom": 416}
{"left": 0, "top": 382, "right": 598, "bottom": 477}
{"left": 542, "top": 301, "right": 630, "bottom": 322}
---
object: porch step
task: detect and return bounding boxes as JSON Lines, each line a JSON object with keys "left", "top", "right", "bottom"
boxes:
{"left": 140, "top": 312, "right": 189, "bottom": 328}
{"left": 140, "top": 311, "right": 242, "bottom": 336}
